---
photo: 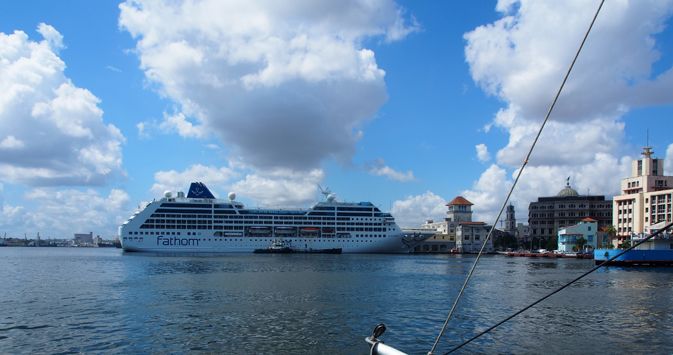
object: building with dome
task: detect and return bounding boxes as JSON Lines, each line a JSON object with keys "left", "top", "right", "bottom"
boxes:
{"left": 528, "top": 179, "right": 613, "bottom": 240}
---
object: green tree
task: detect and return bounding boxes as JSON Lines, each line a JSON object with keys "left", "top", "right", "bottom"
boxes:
{"left": 494, "top": 233, "right": 518, "bottom": 250}
{"left": 576, "top": 236, "right": 588, "bottom": 251}
{"left": 604, "top": 225, "right": 617, "bottom": 248}
{"left": 618, "top": 240, "right": 631, "bottom": 249}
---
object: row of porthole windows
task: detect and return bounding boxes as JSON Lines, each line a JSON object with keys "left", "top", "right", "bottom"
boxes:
{"left": 126, "top": 231, "right": 387, "bottom": 238}
{"left": 122, "top": 236, "right": 385, "bottom": 242}
{"left": 129, "top": 231, "right": 203, "bottom": 236}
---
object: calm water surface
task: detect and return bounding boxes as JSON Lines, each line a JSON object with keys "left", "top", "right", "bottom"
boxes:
{"left": 0, "top": 248, "right": 672, "bottom": 354}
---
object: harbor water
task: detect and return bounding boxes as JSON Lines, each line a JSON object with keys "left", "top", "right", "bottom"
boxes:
{"left": 1, "top": 248, "right": 672, "bottom": 354}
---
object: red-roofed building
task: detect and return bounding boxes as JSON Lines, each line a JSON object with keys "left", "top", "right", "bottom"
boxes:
{"left": 446, "top": 196, "right": 474, "bottom": 206}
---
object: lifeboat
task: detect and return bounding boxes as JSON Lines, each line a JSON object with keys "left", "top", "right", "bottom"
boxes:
{"left": 249, "top": 227, "right": 271, "bottom": 234}
{"left": 275, "top": 227, "right": 296, "bottom": 234}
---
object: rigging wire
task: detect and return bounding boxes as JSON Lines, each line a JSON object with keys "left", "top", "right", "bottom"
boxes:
{"left": 444, "top": 220, "right": 673, "bottom": 354}
{"left": 427, "top": 1, "right": 606, "bottom": 354}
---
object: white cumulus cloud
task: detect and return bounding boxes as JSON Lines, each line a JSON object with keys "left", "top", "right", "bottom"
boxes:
{"left": 0, "top": 24, "right": 126, "bottom": 187}
{"left": 150, "top": 163, "right": 325, "bottom": 207}
{"left": 391, "top": 191, "right": 447, "bottom": 228}
{"left": 1, "top": 188, "right": 131, "bottom": 238}
{"left": 151, "top": 164, "right": 239, "bottom": 198}
{"left": 666, "top": 143, "right": 673, "bottom": 176}
{"left": 476, "top": 143, "right": 491, "bottom": 162}
{"left": 461, "top": 0, "right": 673, "bottom": 221}
{"left": 230, "top": 168, "right": 325, "bottom": 207}
{"left": 119, "top": 0, "right": 418, "bottom": 172}
{"left": 363, "top": 158, "right": 415, "bottom": 182}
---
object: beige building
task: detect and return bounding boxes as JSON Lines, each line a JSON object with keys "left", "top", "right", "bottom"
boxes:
{"left": 418, "top": 196, "right": 496, "bottom": 253}
{"left": 613, "top": 147, "right": 673, "bottom": 244}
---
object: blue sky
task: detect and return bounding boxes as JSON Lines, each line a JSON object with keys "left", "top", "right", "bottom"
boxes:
{"left": 1, "top": 0, "right": 673, "bottom": 240}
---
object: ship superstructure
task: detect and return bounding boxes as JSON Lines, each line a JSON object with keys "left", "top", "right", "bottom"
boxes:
{"left": 119, "top": 182, "right": 432, "bottom": 253}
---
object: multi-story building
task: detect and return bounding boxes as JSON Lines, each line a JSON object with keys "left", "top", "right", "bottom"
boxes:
{"left": 73, "top": 232, "right": 93, "bottom": 246}
{"left": 528, "top": 182, "right": 613, "bottom": 240}
{"left": 456, "top": 221, "right": 497, "bottom": 253}
{"left": 419, "top": 196, "right": 495, "bottom": 253}
{"left": 613, "top": 147, "right": 673, "bottom": 245}
{"left": 515, "top": 223, "right": 530, "bottom": 240}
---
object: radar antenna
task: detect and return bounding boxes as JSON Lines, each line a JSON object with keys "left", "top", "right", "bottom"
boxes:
{"left": 318, "top": 184, "right": 336, "bottom": 202}
{"left": 317, "top": 184, "right": 331, "bottom": 199}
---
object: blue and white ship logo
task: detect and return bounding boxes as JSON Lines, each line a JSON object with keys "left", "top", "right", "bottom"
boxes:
{"left": 191, "top": 187, "right": 204, "bottom": 196}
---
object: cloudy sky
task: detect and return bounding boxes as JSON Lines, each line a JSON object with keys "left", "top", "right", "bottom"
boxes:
{"left": 1, "top": 0, "right": 673, "bottom": 239}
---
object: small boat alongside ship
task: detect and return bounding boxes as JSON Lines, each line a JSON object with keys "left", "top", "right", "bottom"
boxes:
{"left": 253, "top": 239, "right": 342, "bottom": 254}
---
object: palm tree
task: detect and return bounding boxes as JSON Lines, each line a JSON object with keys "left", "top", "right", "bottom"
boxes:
{"left": 604, "top": 225, "right": 617, "bottom": 248}
{"left": 576, "top": 236, "right": 588, "bottom": 252}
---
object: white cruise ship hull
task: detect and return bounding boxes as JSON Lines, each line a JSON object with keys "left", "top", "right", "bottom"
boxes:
{"left": 120, "top": 232, "right": 427, "bottom": 253}
{"left": 119, "top": 182, "right": 432, "bottom": 254}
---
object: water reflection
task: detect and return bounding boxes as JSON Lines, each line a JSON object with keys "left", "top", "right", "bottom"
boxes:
{"left": 1, "top": 249, "right": 672, "bottom": 354}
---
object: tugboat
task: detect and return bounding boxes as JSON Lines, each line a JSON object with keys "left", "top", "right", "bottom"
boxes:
{"left": 253, "top": 239, "right": 293, "bottom": 254}
{"left": 254, "top": 239, "right": 342, "bottom": 254}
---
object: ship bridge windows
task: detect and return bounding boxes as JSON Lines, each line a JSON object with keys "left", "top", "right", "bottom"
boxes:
{"left": 308, "top": 211, "right": 335, "bottom": 216}
{"left": 337, "top": 207, "right": 373, "bottom": 212}
{"left": 160, "top": 203, "right": 212, "bottom": 208}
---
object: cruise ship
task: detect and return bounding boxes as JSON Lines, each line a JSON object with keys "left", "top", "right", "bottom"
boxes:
{"left": 119, "top": 182, "right": 433, "bottom": 253}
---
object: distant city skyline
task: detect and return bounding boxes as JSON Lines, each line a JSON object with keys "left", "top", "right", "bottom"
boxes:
{"left": 1, "top": 0, "right": 672, "bottom": 239}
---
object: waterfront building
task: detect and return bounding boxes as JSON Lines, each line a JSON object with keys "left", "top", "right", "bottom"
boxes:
{"left": 557, "top": 218, "right": 606, "bottom": 252}
{"left": 612, "top": 147, "right": 673, "bottom": 246}
{"left": 456, "top": 221, "right": 498, "bottom": 253}
{"left": 528, "top": 181, "right": 613, "bottom": 241}
{"left": 419, "top": 196, "right": 496, "bottom": 253}
{"left": 74, "top": 232, "right": 94, "bottom": 246}
{"left": 515, "top": 223, "right": 530, "bottom": 240}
